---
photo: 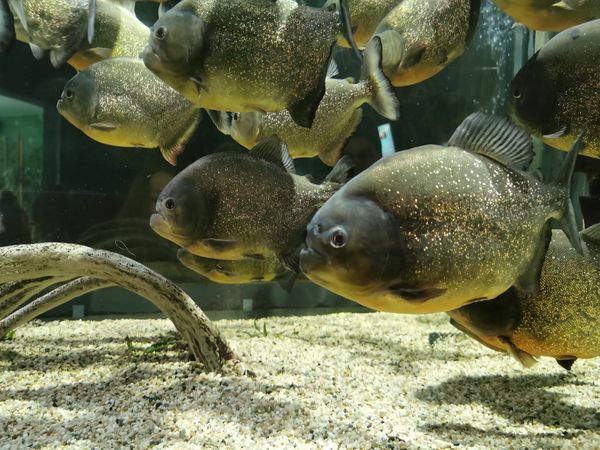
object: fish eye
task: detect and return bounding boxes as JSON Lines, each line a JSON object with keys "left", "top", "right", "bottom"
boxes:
{"left": 65, "top": 88, "right": 74, "bottom": 99}
{"left": 512, "top": 89, "right": 522, "bottom": 99}
{"left": 232, "top": 112, "right": 240, "bottom": 121}
{"left": 155, "top": 26, "right": 167, "bottom": 41}
{"left": 164, "top": 198, "right": 176, "bottom": 210}
{"left": 215, "top": 264, "right": 226, "bottom": 272}
{"left": 329, "top": 228, "right": 347, "bottom": 249}
{"left": 327, "top": 2, "right": 337, "bottom": 11}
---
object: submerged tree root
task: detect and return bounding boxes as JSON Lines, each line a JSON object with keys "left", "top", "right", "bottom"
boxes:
{"left": 0, "top": 243, "right": 239, "bottom": 373}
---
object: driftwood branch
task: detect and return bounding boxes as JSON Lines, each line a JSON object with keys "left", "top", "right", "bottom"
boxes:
{"left": 0, "top": 243, "right": 239, "bottom": 372}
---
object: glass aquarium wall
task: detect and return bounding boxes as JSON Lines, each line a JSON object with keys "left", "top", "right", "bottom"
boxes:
{"left": 2, "top": 0, "right": 588, "bottom": 316}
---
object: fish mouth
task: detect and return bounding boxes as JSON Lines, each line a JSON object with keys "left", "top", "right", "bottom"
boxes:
{"left": 149, "top": 212, "right": 171, "bottom": 238}
{"left": 299, "top": 246, "right": 329, "bottom": 273}
{"left": 142, "top": 45, "right": 163, "bottom": 72}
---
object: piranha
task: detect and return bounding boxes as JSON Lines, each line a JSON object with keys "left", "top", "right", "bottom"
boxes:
{"left": 322, "top": 0, "right": 400, "bottom": 49}
{"left": 57, "top": 57, "right": 201, "bottom": 166}
{"left": 207, "top": 37, "right": 398, "bottom": 166}
{"left": 7, "top": 0, "right": 157, "bottom": 70}
{"left": 493, "top": 0, "right": 600, "bottom": 32}
{"left": 300, "top": 113, "right": 583, "bottom": 314}
{"left": 150, "top": 137, "right": 355, "bottom": 269}
{"left": 67, "top": 0, "right": 152, "bottom": 71}
{"left": 0, "top": 0, "right": 15, "bottom": 53}
{"left": 511, "top": 19, "right": 600, "bottom": 159}
{"left": 448, "top": 225, "right": 600, "bottom": 370}
{"left": 177, "top": 249, "right": 298, "bottom": 291}
{"left": 6, "top": 0, "right": 97, "bottom": 68}
{"left": 372, "top": 0, "right": 481, "bottom": 86}
{"left": 142, "top": 0, "right": 360, "bottom": 128}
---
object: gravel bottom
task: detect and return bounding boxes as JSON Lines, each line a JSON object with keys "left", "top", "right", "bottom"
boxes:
{"left": 0, "top": 312, "right": 598, "bottom": 449}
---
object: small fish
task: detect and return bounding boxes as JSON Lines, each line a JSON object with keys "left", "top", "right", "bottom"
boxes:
{"left": 177, "top": 248, "right": 298, "bottom": 291}
{"left": 8, "top": 0, "right": 97, "bottom": 68}
{"left": 0, "top": 0, "right": 15, "bottom": 53}
{"left": 493, "top": 0, "right": 600, "bottom": 32}
{"left": 150, "top": 136, "right": 354, "bottom": 269}
{"left": 142, "top": 0, "right": 360, "bottom": 128}
{"left": 0, "top": 191, "right": 31, "bottom": 246}
{"left": 511, "top": 19, "right": 600, "bottom": 158}
{"left": 322, "top": 0, "right": 401, "bottom": 49}
{"left": 208, "top": 37, "right": 398, "bottom": 166}
{"left": 300, "top": 113, "right": 582, "bottom": 314}
{"left": 448, "top": 226, "right": 600, "bottom": 370}
{"left": 373, "top": 0, "right": 481, "bottom": 86}
{"left": 57, "top": 57, "right": 201, "bottom": 165}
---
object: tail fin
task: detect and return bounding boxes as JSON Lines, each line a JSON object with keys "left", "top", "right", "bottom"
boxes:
{"left": 361, "top": 36, "right": 399, "bottom": 121}
{"left": 324, "top": 155, "right": 355, "bottom": 184}
{"left": 550, "top": 134, "right": 584, "bottom": 255}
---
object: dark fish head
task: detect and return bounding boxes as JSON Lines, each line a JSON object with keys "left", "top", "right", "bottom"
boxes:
{"left": 300, "top": 190, "right": 406, "bottom": 298}
{"left": 56, "top": 71, "right": 97, "bottom": 128}
{"left": 143, "top": 6, "right": 207, "bottom": 79}
{"left": 150, "top": 171, "right": 210, "bottom": 248}
{"left": 230, "top": 112, "right": 262, "bottom": 148}
{"left": 509, "top": 51, "right": 557, "bottom": 136}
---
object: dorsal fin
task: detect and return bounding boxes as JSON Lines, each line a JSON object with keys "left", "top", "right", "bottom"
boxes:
{"left": 326, "top": 59, "right": 339, "bottom": 79}
{"left": 112, "top": 0, "right": 136, "bottom": 13}
{"left": 249, "top": 135, "right": 296, "bottom": 174}
{"left": 448, "top": 112, "right": 533, "bottom": 171}
{"left": 582, "top": 223, "right": 600, "bottom": 245}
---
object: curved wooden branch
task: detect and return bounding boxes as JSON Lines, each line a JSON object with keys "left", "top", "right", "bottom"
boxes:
{"left": 0, "top": 276, "right": 71, "bottom": 318}
{"left": 0, "top": 277, "right": 113, "bottom": 334}
{"left": 0, "top": 243, "right": 239, "bottom": 372}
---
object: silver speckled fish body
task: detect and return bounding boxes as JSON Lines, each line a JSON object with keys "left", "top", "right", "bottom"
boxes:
{"left": 150, "top": 0, "right": 340, "bottom": 118}
{"left": 325, "top": 0, "right": 400, "bottom": 48}
{"left": 511, "top": 19, "right": 600, "bottom": 158}
{"left": 449, "top": 230, "right": 600, "bottom": 362}
{"left": 303, "top": 145, "right": 563, "bottom": 314}
{"left": 57, "top": 57, "right": 200, "bottom": 164}
{"left": 240, "top": 79, "right": 369, "bottom": 165}
{"left": 75, "top": 0, "right": 149, "bottom": 67}
{"left": 153, "top": 151, "right": 341, "bottom": 261}
{"left": 11, "top": 0, "right": 89, "bottom": 52}
{"left": 178, "top": 249, "right": 288, "bottom": 284}
{"left": 375, "top": 0, "right": 480, "bottom": 86}
{"left": 493, "top": 0, "right": 600, "bottom": 31}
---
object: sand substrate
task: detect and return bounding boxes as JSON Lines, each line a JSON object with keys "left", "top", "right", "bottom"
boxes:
{"left": 0, "top": 312, "right": 598, "bottom": 449}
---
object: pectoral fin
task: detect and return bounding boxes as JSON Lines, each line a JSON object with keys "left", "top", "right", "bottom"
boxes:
{"left": 552, "top": 1, "right": 575, "bottom": 11}
{"left": 201, "top": 238, "right": 239, "bottom": 253}
{"left": 90, "top": 122, "right": 117, "bottom": 131}
{"left": 275, "top": 271, "right": 298, "bottom": 293}
{"left": 29, "top": 43, "right": 44, "bottom": 60}
{"left": 388, "top": 285, "right": 446, "bottom": 303}
{"left": 498, "top": 336, "right": 538, "bottom": 368}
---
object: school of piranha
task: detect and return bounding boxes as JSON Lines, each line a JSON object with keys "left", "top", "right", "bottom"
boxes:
{"left": 0, "top": 0, "right": 598, "bottom": 371}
